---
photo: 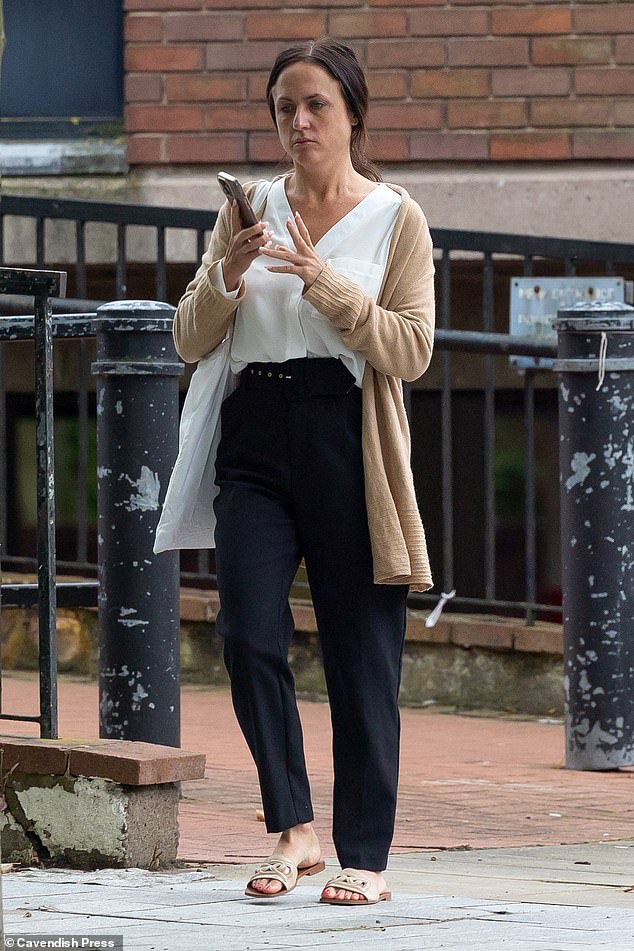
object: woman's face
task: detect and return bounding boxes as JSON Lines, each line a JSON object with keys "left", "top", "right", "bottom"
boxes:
{"left": 271, "top": 61, "right": 356, "bottom": 170}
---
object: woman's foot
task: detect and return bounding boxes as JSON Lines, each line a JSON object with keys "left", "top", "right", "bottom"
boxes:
{"left": 321, "top": 868, "right": 389, "bottom": 903}
{"left": 249, "top": 822, "right": 322, "bottom": 895}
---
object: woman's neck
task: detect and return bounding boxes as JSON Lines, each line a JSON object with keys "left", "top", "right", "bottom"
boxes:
{"left": 287, "top": 161, "right": 369, "bottom": 206}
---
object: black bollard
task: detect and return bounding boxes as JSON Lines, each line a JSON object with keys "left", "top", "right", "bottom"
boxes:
{"left": 555, "top": 300, "right": 634, "bottom": 769}
{"left": 92, "top": 301, "right": 184, "bottom": 747}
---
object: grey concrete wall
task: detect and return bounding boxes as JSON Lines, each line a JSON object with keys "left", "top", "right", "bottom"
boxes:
{"left": 2, "top": 162, "right": 633, "bottom": 267}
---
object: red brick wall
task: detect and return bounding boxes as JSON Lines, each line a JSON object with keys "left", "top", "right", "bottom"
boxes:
{"left": 123, "top": 1, "right": 634, "bottom": 164}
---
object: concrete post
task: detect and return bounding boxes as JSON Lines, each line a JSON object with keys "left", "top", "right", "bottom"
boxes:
{"left": 555, "top": 300, "right": 634, "bottom": 769}
{"left": 92, "top": 301, "right": 184, "bottom": 748}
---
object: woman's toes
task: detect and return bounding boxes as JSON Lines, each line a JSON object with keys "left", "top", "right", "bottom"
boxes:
{"left": 252, "top": 877, "right": 281, "bottom": 892}
{"left": 323, "top": 885, "right": 368, "bottom": 901}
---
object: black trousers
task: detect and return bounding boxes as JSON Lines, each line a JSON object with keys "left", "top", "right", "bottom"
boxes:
{"left": 213, "top": 357, "right": 408, "bottom": 872}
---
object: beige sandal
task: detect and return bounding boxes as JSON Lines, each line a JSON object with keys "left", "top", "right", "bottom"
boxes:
{"left": 245, "top": 853, "right": 326, "bottom": 898}
{"left": 319, "top": 868, "right": 392, "bottom": 905}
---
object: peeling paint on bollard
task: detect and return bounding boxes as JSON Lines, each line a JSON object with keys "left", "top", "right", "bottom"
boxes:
{"left": 565, "top": 452, "right": 596, "bottom": 491}
{"left": 92, "top": 301, "right": 184, "bottom": 748}
{"left": 555, "top": 301, "right": 634, "bottom": 770}
{"left": 119, "top": 467, "right": 161, "bottom": 513}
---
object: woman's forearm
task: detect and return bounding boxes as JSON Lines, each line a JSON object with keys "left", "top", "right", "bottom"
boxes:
{"left": 303, "top": 255, "right": 435, "bottom": 382}
{"left": 172, "top": 203, "right": 243, "bottom": 363}
{"left": 173, "top": 261, "right": 243, "bottom": 363}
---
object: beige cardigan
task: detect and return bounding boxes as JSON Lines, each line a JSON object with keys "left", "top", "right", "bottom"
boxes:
{"left": 173, "top": 180, "right": 435, "bottom": 592}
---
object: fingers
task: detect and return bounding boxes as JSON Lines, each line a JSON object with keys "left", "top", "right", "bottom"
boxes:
{"left": 259, "top": 241, "right": 297, "bottom": 274}
{"left": 292, "top": 211, "right": 313, "bottom": 246}
{"left": 241, "top": 224, "right": 271, "bottom": 256}
{"left": 230, "top": 202, "right": 270, "bottom": 245}
{"left": 231, "top": 200, "right": 265, "bottom": 244}
{"left": 259, "top": 244, "right": 293, "bottom": 260}
{"left": 247, "top": 204, "right": 321, "bottom": 288}
{"left": 229, "top": 200, "right": 243, "bottom": 238}
{"left": 244, "top": 220, "right": 270, "bottom": 243}
{"left": 251, "top": 210, "right": 311, "bottom": 259}
{"left": 258, "top": 221, "right": 303, "bottom": 259}
{"left": 224, "top": 203, "right": 273, "bottom": 282}
{"left": 239, "top": 222, "right": 273, "bottom": 259}
{"left": 285, "top": 215, "right": 309, "bottom": 252}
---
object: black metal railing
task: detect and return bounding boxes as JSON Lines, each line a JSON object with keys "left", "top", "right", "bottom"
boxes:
{"left": 2, "top": 195, "right": 634, "bottom": 631}
{"left": 416, "top": 329, "right": 557, "bottom": 626}
{"left": 0, "top": 267, "right": 69, "bottom": 738}
{"left": 0, "top": 195, "right": 214, "bottom": 305}
{"left": 2, "top": 194, "right": 633, "bottom": 308}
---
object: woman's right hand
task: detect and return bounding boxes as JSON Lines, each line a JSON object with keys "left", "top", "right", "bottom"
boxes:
{"left": 222, "top": 201, "right": 273, "bottom": 292}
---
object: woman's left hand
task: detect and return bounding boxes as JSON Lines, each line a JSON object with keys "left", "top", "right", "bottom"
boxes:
{"left": 259, "top": 211, "right": 324, "bottom": 292}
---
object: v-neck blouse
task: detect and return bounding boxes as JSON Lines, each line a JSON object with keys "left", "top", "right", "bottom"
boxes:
{"left": 218, "top": 177, "right": 401, "bottom": 387}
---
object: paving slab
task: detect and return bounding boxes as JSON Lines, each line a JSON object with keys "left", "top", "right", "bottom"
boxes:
{"left": 386, "top": 842, "right": 634, "bottom": 907}
{"left": 190, "top": 842, "right": 634, "bottom": 904}
{"left": 2, "top": 862, "right": 634, "bottom": 951}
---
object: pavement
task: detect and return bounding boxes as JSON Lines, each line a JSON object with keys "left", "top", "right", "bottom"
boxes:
{"left": 1, "top": 671, "right": 633, "bottom": 949}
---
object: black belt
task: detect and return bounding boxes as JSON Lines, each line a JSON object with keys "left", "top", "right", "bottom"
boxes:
{"left": 241, "top": 358, "right": 356, "bottom": 398}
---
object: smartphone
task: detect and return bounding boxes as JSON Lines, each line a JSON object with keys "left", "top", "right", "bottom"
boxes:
{"left": 217, "top": 171, "right": 259, "bottom": 229}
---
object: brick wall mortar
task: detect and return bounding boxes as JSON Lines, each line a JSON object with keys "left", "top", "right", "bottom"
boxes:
{"left": 123, "top": 2, "right": 634, "bottom": 164}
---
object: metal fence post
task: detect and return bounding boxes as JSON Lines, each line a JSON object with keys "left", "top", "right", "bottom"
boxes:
{"left": 92, "top": 301, "right": 184, "bottom": 747}
{"left": 555, "top": 300, "right": 634, "bottom": 770}
{"left": 1, "top": 267, "right": 66, "bottom": 738}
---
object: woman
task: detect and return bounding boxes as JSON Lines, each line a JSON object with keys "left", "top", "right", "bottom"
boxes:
{"left": 172, "top": 38, "right": 435, "bottom": 906}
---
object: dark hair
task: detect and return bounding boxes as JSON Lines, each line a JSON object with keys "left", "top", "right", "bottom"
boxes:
{"left": 265, "top": 38, "right": 382, "bottom": 183}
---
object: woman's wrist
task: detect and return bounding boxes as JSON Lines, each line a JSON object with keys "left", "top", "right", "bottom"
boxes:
{"left": 302, "top": 262, "right": 326, "bottom": 294}
{"left": 222, "top": 259, "right": 242, "bottom": 293}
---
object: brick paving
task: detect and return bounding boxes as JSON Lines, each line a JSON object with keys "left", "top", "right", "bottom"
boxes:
{"left": 1, "top": 673, "right": 632, "bottom": 866}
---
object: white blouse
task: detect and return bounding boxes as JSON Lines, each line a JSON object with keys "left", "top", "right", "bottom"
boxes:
{"left": 214, "top": 176, "right": 401, "bottom": 387}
